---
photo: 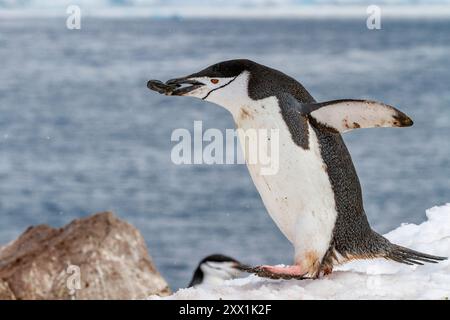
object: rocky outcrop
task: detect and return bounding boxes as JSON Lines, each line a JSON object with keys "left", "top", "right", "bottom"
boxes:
{"left": 0, "top": 279, "right": 15, "bottom": 300}
{"left": 0, "top": 212, "right": 171, "bottom": 300}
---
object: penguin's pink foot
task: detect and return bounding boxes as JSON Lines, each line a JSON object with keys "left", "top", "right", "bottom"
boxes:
{"left": 243, "top": 265, "right": 308, "bottom": 280}
{"left": 260, "top": 265, "right": 303, "bottom": 275}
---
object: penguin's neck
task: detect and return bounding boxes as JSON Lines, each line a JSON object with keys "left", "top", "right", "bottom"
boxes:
{"left": 206, "top": 71, "right": 253, "bottom": 116}
{"left": 205, "top": 73, "right": 277, "bottom": 129}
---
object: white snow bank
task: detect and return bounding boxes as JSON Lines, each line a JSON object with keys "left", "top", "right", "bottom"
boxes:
{"left": 152, "top": 204, "right": 450, "bottom": 300}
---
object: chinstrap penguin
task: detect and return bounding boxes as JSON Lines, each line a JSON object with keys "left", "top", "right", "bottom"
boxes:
{"left": 148, "top": 59, "right": 446, "bottom": 279}
{"left": 188, "top": 254, "right": 244, "bottom": 287}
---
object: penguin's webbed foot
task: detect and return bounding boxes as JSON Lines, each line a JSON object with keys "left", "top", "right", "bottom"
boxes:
{"left": 240, "top": 265, "right": 309, "bottom": 280}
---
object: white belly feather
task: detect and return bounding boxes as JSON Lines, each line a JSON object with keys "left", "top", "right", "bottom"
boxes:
{"left": 233, "top": 96, "right": 338, "bottom": 265}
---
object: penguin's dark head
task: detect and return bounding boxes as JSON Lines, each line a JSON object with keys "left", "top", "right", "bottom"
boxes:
{"left": 148, "top": 59, "right": 258, "bottom": 107}
{"left": 188, "top": 254, "right": 244, "bottom": 287}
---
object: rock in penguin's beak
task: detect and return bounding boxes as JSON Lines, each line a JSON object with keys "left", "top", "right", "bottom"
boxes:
{"left": 147, "top": 77, "right": 204, "bottom": 96}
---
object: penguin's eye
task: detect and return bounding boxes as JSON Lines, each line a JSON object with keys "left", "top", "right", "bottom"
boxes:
{"left": 210, "top": 79, "right": 219, "bottom": 84}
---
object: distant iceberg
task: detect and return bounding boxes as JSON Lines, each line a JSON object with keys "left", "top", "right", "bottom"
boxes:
{"left": 152, "top": 204, "right": 450, "bottom": 300}
{"left": 2, "top": 0, "right": 450, "bottom": 18}
{"left": 3, "top": 0, "right": 450, "bottom": 9}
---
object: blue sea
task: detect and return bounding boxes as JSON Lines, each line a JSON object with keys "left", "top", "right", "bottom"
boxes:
{"left": 0, "top": 17, "right": 449, "bottom": 290}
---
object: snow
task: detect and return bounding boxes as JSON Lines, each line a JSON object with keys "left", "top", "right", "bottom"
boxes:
{"left": 151, "top": 204, "right": 450, "bottom": 300}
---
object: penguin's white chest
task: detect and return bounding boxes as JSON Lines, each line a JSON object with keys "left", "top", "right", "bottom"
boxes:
{"left": 233, "top": 97, "right": 338, "bottom": 264}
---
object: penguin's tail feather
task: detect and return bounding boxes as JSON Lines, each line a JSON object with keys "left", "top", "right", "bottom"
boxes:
{"left": 385, "top": 244, "right": 447, "bottom": 265}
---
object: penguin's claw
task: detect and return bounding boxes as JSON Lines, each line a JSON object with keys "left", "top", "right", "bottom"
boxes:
{"left": 240, "top": 265, "right": 309, "bottom": 280}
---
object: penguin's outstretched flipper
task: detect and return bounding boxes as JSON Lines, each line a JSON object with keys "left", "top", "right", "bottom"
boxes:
{"left": 302, "top": 99, "right": 413, "bottom": 133}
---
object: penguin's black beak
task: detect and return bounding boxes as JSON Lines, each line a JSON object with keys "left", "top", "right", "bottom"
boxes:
{"left": 166, "top": 77, "right": 204, "bottom": 96}
{"left": 147, "top": 77, "right": 204, "bottom": 96}
{"left": 234, "top": 262, "right": 252, "bottom": 272}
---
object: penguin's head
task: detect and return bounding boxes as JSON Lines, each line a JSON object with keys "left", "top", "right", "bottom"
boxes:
{"left": 188, "top": 254, "right": 244, "bottom": 287}
{"left": 148, "top": 59, "right": 258, "bottom": 110}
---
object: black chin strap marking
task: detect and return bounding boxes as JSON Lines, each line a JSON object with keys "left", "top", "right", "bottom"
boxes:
{"left": 202, "top": 76, "right": 238, "bottom": 100}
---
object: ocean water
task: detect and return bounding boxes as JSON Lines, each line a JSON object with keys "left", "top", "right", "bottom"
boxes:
{"left": 0, "top": 17, "right": 449, "bottom": 290}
